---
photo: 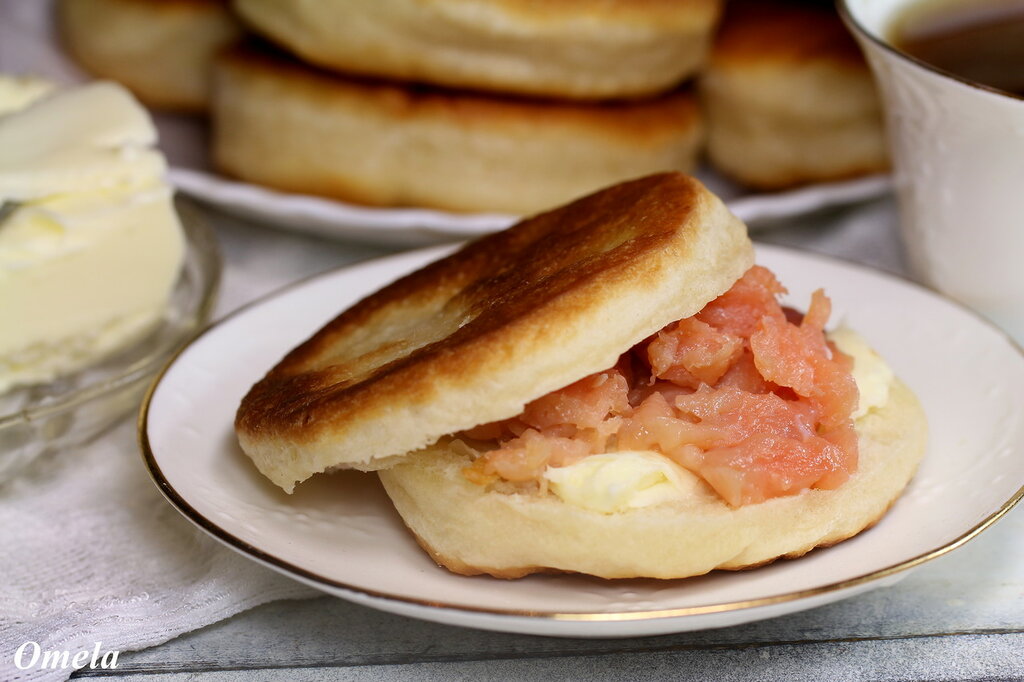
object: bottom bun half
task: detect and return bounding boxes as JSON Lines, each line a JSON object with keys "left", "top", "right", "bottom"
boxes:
{"left": 378, "top": 379, "right": 926, "bottom": 579}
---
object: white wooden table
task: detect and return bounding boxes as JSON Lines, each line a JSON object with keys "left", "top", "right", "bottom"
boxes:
{"left": 75, "top": 199, "right": 1024, "bottom": 681}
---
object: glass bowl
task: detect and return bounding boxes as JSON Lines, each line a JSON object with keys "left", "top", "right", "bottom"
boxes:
{"left": 0, "top": 198, "right": 221, "bottom": 482}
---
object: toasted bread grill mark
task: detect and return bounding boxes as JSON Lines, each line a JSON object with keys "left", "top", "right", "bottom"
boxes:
{"left": 235, "top": 173, "right": 753, "bottom": 491}
{"left": 242, "top": 176, "right": 692, "bottom": 427}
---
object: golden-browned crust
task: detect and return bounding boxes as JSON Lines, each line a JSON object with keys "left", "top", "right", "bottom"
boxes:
{"left": 59, "top": 0, "right": 240, "bottom": 112}
{"left": 212, "top": 44, "right": 704, "bottom": 214}
{"left": 378, "top": 379, "right": 927, "bottom": 579}
{"left": 231, "top": 0, "right": 722, "bottom": 99}
{"left": 236, "top": 173, "right": 753, "bottom": 492}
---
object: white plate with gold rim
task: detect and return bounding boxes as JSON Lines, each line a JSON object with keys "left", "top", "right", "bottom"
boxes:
{"left": 139, "top": 243, "right": 1024, "bottom": 637}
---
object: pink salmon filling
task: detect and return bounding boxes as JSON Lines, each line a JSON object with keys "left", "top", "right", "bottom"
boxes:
{"left": 460, "top": 266, "right": 860, "bottom": 507}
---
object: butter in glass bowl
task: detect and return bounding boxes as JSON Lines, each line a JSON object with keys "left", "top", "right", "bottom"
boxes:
{"left": 0, "top": 77, "right": 220, "bottom": 482}
{"left": 0, "top": 79, "right": 185, "bottom": 394}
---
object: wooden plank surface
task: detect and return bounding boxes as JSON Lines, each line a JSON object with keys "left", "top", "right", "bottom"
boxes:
{"left": 73, "top": 505, "right": 1024, "bottom": 680}
{"left": 69, "top": 635, "right": 1024, "bottom": 682}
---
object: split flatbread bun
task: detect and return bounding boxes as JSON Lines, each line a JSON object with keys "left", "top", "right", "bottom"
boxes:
{"left": 235, "top": 173, "right": 927, "bottom": 579}
{"left": 59, "top": 0, "right": 241, "bottom": 111}
{"left": 236, "top": 173, "right": 751, "bottom": 491}
{"left": 211, "top": 44, "right": 703, "bottom": 215}
{"left": 700, "top": 0, "right": 888, "bottom": 189}
{"left": 232, "top": 0, "right": 723, "bottom": 100}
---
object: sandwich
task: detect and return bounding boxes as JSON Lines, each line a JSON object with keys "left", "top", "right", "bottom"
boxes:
{"left": 235, "top": 173, "right": 926, "bottom": 579}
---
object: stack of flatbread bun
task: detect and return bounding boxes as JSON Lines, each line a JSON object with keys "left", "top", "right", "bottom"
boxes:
{"left": 211, "top": 0, "right": 717, "bottom": 214}
{"left": 235, "top": 173, "right": 927, "bottom": 579}
{"left": 59, "top": 0, "right": 887, "bottom": 211}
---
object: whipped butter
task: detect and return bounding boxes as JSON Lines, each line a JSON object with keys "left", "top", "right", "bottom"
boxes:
{"left": 828, "top": 326, "right": 894, "bottom": 419}
{"left": 544, "top": 451, "right": 708, "bottom": 513}
{"left": 544, "top": 330, "right": 896, "bottom": 512}
{"left": 0, "top": 81, "right": 185, "bottom": 393}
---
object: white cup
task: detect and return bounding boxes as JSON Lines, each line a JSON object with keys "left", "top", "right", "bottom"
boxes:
{"left": 840, "top": 0, "right": 1024, "bottom": 341}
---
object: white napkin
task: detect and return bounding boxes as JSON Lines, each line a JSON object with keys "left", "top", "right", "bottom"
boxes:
{"left": 0, "top": 419, "right": 317, "bottom": 682}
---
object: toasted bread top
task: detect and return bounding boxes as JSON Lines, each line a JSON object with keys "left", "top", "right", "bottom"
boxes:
{"left": 236, "top": 173, "right": 753, "bottom": 492}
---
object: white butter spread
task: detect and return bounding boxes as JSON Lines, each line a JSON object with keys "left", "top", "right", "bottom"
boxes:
{"left": 544, "top": 451, "right": 706, "bottom": 513}
{"left": 0, "top": 81, "right": 184, "bottom": 393}
{"left": 827, "top": 326, "right": 894, "bottom": 419}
